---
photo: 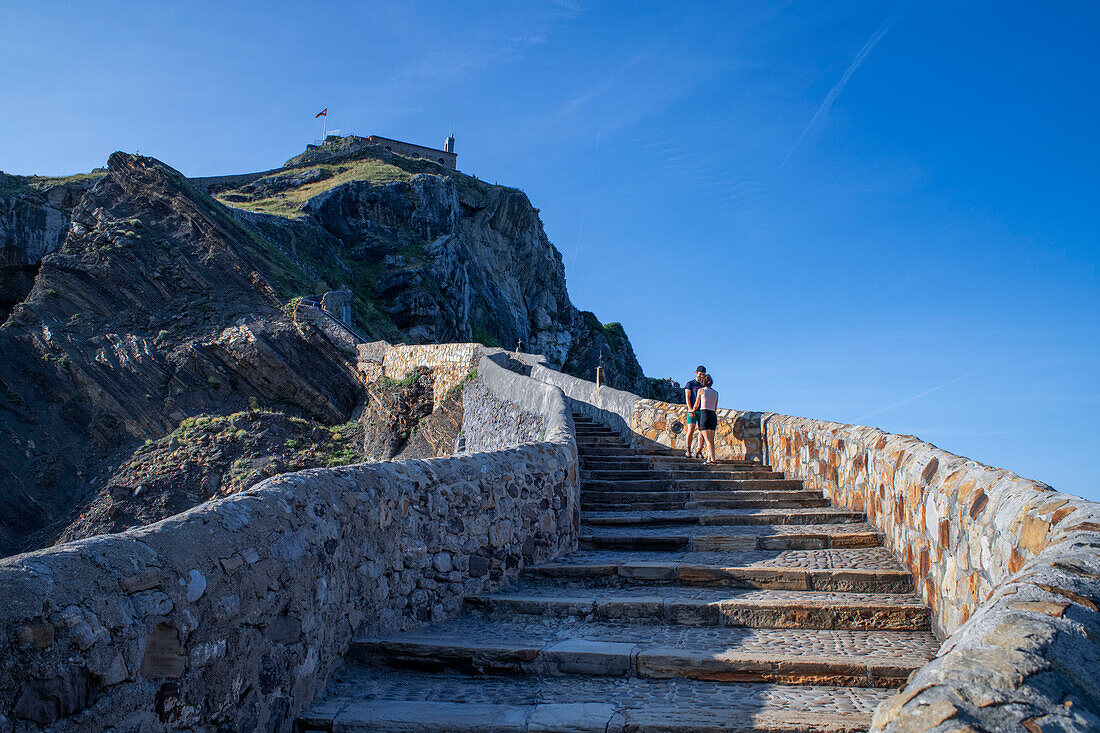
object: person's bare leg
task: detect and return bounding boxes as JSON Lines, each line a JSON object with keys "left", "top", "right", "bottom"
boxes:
{"left": 684, "top": 421, "right": 696, "bottom": 456}
{"left": 704, "top": 430, "right": 717, "bottom": 463}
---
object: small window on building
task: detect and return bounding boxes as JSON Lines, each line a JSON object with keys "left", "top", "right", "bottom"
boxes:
{"left": 438, "top": 158, "right": 444, "bottom": 164}
{"left": 411, "top": 152, "right": 419, "bottom": 158}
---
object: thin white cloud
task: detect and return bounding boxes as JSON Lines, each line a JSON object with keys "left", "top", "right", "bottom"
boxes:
{"left": 780, "top": 0, "right": 911, "bottom": 167}
{"left": 852, "top": 363, "right": 998, "bottom": 424}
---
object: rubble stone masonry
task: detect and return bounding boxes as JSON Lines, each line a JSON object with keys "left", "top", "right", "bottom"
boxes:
{"left": 629, "top": 399, "right": 764, "bottom": 461}
{"left": 758, "top": 414, "right": 1100, "bottom": 731}
{"left": 522, "top": 360, "right": 1100, "bottom": 730}
{"left": 357, "top": 341, "right": 481, "bottom": 408}
{"left": 0, "top": 356, "right": 577, "bottom": 732}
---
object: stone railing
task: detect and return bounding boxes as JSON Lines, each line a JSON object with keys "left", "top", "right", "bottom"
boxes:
{"left": 0, "top": 356, "right": 577, "bottom": 731}
{"left": 629, "top": 400, "right": 764, "bottom": 461}
{"left": 528, "top": 373, "right": 1100, "bottom": 730}
{"left": 525, "top": 358, "right": 762, "bottom": 460}
{"left": 357, "top": 341, "right": 481, "bottom": 408}
{"left": 292, "top": 298, "right": 366, "bottom": 354}
{"left": 759, "top": 415, "right": 1100, "bottom": 731}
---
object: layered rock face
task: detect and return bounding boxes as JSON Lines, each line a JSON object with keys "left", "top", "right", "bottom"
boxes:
{"left": 0, "top": 142, "right": 671, "bottom": 556}
{"left": 0, "top": 173, "right": 99, "bottom": 319}
{"left": 56, "top": 411, "right": 364, "bottom": 544}
{"left": 203, "top": 140, "right": 661, "bottom": 392}
{"left": 0, "top": 154, "right": 365, "bottom": 555}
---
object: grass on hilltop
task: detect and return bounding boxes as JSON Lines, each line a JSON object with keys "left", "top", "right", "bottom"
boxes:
{"left": 214, "top": 157, "right": 415, "bottom": 218}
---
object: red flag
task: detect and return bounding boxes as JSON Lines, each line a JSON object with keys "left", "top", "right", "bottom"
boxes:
{"left": 315, "top": 108, "right": 327, "bottom": 118}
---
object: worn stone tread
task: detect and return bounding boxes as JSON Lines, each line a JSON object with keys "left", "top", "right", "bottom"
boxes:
{"left": 353, "top": 617, "right": 937, "bottom": 686}
{"left": 581, "top": 489, "right": 821, "bottom": 500}
{"left": 584, "top": 479, "right": 806, "bottom": 490}
{"left": 583, "top": 469, "right": 786, "bottom": 479}
{"left": 584, "top": 507, "right": 866, "bottom": 526}
{"left": 532, "top": 548, "right": 904, "bottom": 571}
{"left": 525, "top": 548, "right": 910, "bottom": 592}
{"left": 582, "top": 498, "right": 832, "bottom": 512}
{"left": 580, "top": 523, "right": 882, "bottom": 551}
{"left": 302, "top": 668, "right": 892, "bottom": 732}
{"left": 468, "top": 583, "right": 930, "bottom": 630}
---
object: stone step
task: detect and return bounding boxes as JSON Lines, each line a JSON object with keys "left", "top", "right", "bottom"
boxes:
{"left": 583, "top": 469, "right": 787, "bottom": 481}
{"left": 585, "top": 493, "right": 827, "bottom": 510}
{"left": 640, "top": 446, "right": 751, "bottom": 457}
{"left": 582, "top": 455, "right": 766, "bottom": 466}
{"left": 466, "top": 583, "right": 931, "bottom": 630}
{"left": 579, "top": 449, "right": 768, "bottom": 461}
{"left": 583, "top": 478, "right": 806, "bottom": 492}
{"left": 299, "top": 668, "right": 893, "bottom": 732}
{"left": 580, "top": 523, "right": 883, "bottom": 551}
{"left": 578, "top": 446, "right": 648, "bottom": 457}
{"left": 644, "top": 455, "right": 767, "bottom": 467}
{"left": 351, "top": 617, "right": 937, "bottom": 688}
{"left": 584, "top": 507, "right": 867, "bottom": 527}
{"left": 575, "top": 434, "right": 628, "bottom": 443}
{"left": 581, "top": 489, "right": 821, "bottom": 503}
{"left": 524, "top": 548, "right": 912, "bottom": 593}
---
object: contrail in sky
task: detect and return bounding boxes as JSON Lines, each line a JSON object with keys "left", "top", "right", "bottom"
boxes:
{"left": 852, "top": 363, "right": 998, "bottom": 424}
{"left": 570, "top": 131, "right": 600, "bottom": 276}
{"left": 780, "top": 0, "right": 911, "bottom": 168}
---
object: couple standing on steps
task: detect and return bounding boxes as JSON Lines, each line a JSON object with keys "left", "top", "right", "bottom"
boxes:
{"left": 684, "top": 365, "right": 719, "bottom": 463}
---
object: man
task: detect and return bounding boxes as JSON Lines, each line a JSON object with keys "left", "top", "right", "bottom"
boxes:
{"left": 683, "top": 365, "right": 706, "bottom": 458}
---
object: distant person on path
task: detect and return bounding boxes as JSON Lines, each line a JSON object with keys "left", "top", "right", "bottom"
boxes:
{"left": 683, "top": 365, "right": 707, "bottom": 458}
{"left": 692, "top": 373, "right": 719, "bottom": 464}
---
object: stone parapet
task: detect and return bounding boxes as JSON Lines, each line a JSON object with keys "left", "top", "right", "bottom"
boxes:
{"left": 758, "top": 414, "right": 1100, "bottom": 730}
{"left": 0, "top": 355, "right": 577, "bottom": 731}
{"left": 357, "top": 342, "right": 481, "bottom": 408}
{"left": 520, "top": 361, "right": 763, "bottom": 461}
{"left": 523, "top": 366, "right": 1100, "bottom": 730}
{"left": 293, "top": 301, "right": 360, "bottom": 354}
{"left": 630, "top": 400, "right": 764, "bottom": 461}
{"left": 526, "top": 357, "right": 637, "bottom": 443}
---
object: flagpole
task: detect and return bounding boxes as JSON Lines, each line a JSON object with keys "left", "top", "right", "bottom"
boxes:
{"left": 322, "top": 113, "right": 327, "bottom": 142}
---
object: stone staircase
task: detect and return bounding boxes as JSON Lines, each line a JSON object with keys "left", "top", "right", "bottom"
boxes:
{"left": 298, "top": 414, "right": 939, "bottom": 732}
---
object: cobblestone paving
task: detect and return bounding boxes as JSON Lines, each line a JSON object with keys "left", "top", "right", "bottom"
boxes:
{"left": 534, "top": 548, "right": 905, "bottom": 571}
{"left": 583, "top": 522, "right": 881, "bottom": 537}
{"left": 315, "top": 668, "right": 893, "bottom": 714}
{"left": 585, "top": 507, "right": 864, "bottom": 521}
{"left": 471, "top": 580, "right": 928, "bottom": 608}
{"left": 301, "top": 414, "right": 936, "bottom": 731}
{"left": 370, "top": 617, "right": 939, "bottom": 659}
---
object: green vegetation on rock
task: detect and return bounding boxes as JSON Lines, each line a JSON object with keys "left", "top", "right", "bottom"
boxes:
{"left": 214, "top": 157, "right": 413, "bottom": 218}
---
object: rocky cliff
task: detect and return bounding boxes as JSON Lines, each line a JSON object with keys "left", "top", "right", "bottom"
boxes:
{"left": 0, "top": 154, "right": 365, "bottom": 555}
{"left": 198, "top": 136, "right": 662, "bottom": 388}
{"left": 0, "top": 140, "right": 674, "bottom": 556}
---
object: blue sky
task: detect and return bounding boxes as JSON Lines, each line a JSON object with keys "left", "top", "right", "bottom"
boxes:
{"left": 2, "top": 1, "right": 1097, "bottom": 499}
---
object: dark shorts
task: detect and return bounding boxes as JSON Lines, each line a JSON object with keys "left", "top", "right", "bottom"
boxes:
{"left": 697, "top": 409, "right": 717, "bottom": 431}
{"left": 685, "top": 410, "right": 697, "bottom": 425}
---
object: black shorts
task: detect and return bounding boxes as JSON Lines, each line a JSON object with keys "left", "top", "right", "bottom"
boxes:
{"left": 697, "top": 409, "right": 717, "bottom": 431}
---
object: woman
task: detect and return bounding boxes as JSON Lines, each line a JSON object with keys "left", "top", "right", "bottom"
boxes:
{"left": 691, "top": 373, "right": 719, "bottom": 464}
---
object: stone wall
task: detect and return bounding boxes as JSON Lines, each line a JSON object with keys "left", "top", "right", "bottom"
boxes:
{"left": 523, "top": 361, "right": 763, "bottom": 461}
{"left": 357, "top": 341, "right": 481, "bottom": 408}
{"left": 0, "top": 357, "right": 577, "bottom": 732}
{"left": 357, "top": 136, "right": 457, "bottom": 171}
{"left": 527, "top": 357, "right": 637, "bottom": 443}
{"left": 629, "top": 399, "right": 764, "bottom": 461}
{"left": 293, "top": 301, "right": 361, "bottom": 355}
{"left": 463, "top": 355, "right": 573, "bottom": 456}
{"left": 525, "top": 368, "right": 1100, "bottom": 731}
{"left": 757, "top": 415, "right": 1100, "bottom": 731}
